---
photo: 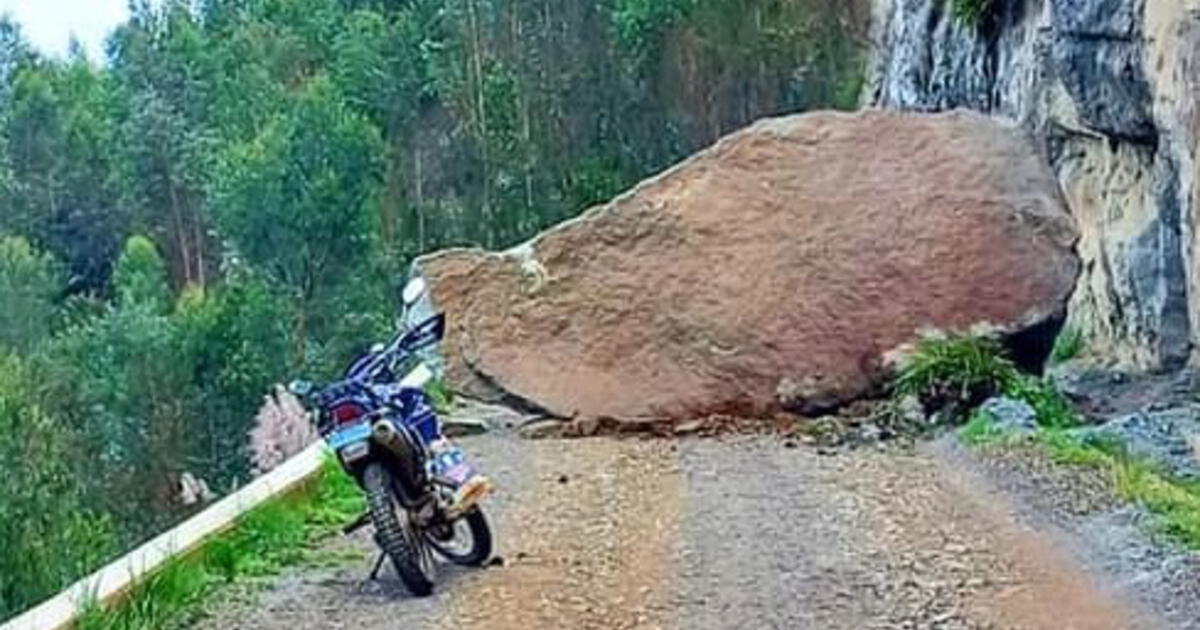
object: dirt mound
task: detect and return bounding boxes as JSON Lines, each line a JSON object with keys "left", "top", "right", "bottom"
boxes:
{"left": 416, "top": 109, "right": 1078, "bottom": 423}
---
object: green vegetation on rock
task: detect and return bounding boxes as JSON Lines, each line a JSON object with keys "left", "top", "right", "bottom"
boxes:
{"left": 948, "top": 0, "right": 996, "bottom": 26}
{"left": 1050, "top": 326, "right": 1085, "bottom": 365}
{"left": 908, "top": 328, "right": 1200, "bottom": 550}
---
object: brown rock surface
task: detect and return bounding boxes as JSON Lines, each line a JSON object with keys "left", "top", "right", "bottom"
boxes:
{"left": 415, "top": 109, "right": 1079, "bottom": 422}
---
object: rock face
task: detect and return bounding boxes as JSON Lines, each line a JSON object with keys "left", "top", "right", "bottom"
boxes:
{"left": 868, "top": 0, "right": 1200, "bottom": 369}
{"left": 1081, "top": 408, "right": 1200, "bottom": 479}
{"left": 415, "top": 110, "right": 1078, "bottom": 422}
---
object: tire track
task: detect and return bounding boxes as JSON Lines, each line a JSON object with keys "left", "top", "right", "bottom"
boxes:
{"left": 191, "top": 433, "right": 1186, "bottom": 630}
{"left": 432, "top": 439, "right": 682, "bottom": 630}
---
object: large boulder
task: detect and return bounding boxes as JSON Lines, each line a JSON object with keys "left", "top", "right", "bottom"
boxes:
{"left": 414, "top": 109, "right": 1079, "bottom": 422}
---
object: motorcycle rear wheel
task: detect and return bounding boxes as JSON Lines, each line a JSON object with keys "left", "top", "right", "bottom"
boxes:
{"left": 364, "top": 463, "right": 435, "bottom": 596}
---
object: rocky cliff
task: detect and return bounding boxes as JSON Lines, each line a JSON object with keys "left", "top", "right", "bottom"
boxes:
{"left": 868, "top": 0, "right": 1200, "bottom": 370}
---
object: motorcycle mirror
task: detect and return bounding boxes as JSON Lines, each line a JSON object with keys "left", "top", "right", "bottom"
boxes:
{"left": 288, "top": 379, "right": 314, "bottom": 397}
{"left": 370, "top": 342, "right": 386, "bottom": 354}
{"left": 401, "top": 276, "right": 427, "bottom": 307}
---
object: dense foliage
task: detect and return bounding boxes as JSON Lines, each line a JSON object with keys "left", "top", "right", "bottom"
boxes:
{"left": 0, "top": 0, "right": 866, "bottom": 620}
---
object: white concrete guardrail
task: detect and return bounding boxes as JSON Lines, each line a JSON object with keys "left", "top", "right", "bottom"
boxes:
{"left": 1, "top": 442, "right": 328, "bottom": 630}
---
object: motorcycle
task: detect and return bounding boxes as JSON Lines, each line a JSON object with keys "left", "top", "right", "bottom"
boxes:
{"left": 289, "top": 277, "right": 492, "bottom": 597}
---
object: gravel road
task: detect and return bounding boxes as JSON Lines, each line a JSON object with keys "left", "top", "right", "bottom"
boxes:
{"left": 192, "top": 430, "right": 1199, "bottom": 630}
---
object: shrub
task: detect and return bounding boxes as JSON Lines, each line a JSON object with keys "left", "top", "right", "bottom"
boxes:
{"left": 248, "top": 385, "right": 318, "bottom": 476}
{"left": 37, "top": 296, "right": 214, "bottom": 542}
{"left": 894, "top": 330, "right": 1080, "bottom": 429}
{"left": 175, "top": 276, "right": 293, "bottom": 486}
{"left": 893, "top": 332, "right": 1019, "bottom": 409}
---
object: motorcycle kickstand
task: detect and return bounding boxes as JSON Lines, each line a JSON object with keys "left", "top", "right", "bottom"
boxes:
{"left": 368, "top": 551, "right": 387, "bottom": 581}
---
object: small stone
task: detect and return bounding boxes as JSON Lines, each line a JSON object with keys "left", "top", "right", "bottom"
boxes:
{"left": 442, "top": 416, "right": 490, "bottom": 437}
{"left": 856, "top": 422, "right": 883, "bottom": 443}
{"left": 673, "top": 420, "right": 705, "bottom": 436}
{"left": 572, "top": 417, "right": 602, "bottom": 437}
{"left": 783, "top": 439, "right": 799, "bottom": 449}
{"left": 520, "top": 419, "right": 566, "bottom": 440}
{"left": 558, "top": 474, "right": 570, "bottom": 484}
{"left": 978, "top": 397, "right": 1038, "bottom": 433}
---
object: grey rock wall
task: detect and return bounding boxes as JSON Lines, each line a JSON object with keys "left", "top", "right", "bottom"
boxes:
{"left": 867, "top": 0, "right": 1200, "bottom": 370}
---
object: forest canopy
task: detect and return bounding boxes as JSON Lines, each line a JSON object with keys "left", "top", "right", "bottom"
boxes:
{"left": 0, "top": 0, "right": 866, "bottom": 620}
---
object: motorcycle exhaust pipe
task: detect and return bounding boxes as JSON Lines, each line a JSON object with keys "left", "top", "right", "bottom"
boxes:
{"left": 372, "top": 419, "right": 421, "bottom": 466}
{"left": 371, "top": 419, "right": 426, "bottom": 506}
{"left": 372, "top": 418, "right": 402, "bottom": 445}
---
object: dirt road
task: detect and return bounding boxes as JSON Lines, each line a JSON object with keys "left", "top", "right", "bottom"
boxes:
{"left": 194, "top": 432, "right": 1200, "bottom": 630}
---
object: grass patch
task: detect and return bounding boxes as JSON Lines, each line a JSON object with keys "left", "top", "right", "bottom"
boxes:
{"left": 424, "top": 377, "right": 455, "bottom": 414}
{"left": 1037, "top": 431, "right": 1200, "bottom": 548}
{"left": 1050, "top": 326, "right": 1085, "bottom": 365}
{"left": 75, "top": 457, "right": 362, "bottom": 630}
{"left": 959, "top": 410, "right": 1006, "bottom": 446}
{"left": 960, "top": 416, "right": 1200, "bottom": 549}
{"left": 894, "top": 332, "right": 1019, "bottom": 406}
{"left": 892, "top": 331, "right": 1080, "bottom": 429}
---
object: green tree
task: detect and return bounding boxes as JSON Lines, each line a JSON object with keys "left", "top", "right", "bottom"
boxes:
{"left": 3, "top": 54, "right": 127, "bottom": 290}
{"left": 175, "top": 275, "right": 292, "bottom": 485}
{"left": 0, "top": 235, "right": 62, "bottom": 353}
{"left": 43, "top": 303, "right": 196, "bottom": 540}
{"left": 110, "top": 1, "right": 215, "bottom": 288}
{"left": 210, "top": 76, "right": 383, "bottom": 355}
{"left": 332, "top": 8, "right": 423, "bottom": 250}
{"left": 113, "top": 235, "right": 170, "bottom": 310}
{"left": 0, "top": 354, "right": 118, "bottom": 620}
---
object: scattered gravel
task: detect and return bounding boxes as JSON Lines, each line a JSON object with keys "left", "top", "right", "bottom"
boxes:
{"left": 1075, "top": 408, "right": 1200, "bottom": 480}
{"left": 190, "top": 430, "right": 1196, "bottom": 630}
{"left": 938, "top": 438, "right": 1200, "bottom": 630}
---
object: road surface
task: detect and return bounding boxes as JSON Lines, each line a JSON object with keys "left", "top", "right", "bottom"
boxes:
{"left": 193, "top": 431, "right": 1200, "bottom": 630}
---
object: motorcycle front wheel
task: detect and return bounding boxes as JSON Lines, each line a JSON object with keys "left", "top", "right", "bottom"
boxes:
{"left": 363, "top": 462, "right": 435, "bottom": 596}
{"left": 427, "top": 507, "right": 493, "bottom": 566}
